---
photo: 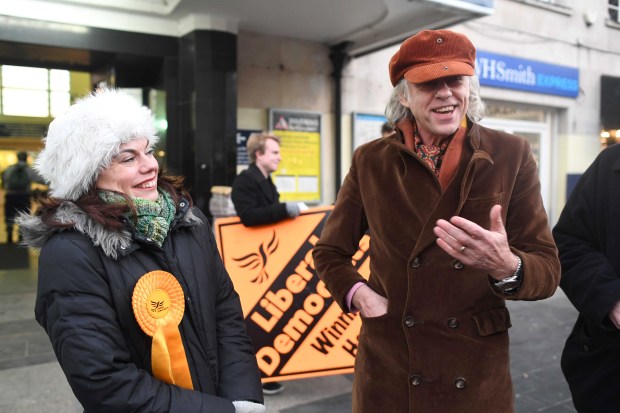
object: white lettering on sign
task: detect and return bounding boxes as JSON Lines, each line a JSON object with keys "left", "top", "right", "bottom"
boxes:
{"left": 476, "top": 55, "right": 578, "bottom": 94}
{"left": 476, "top": 58, "right": 536, "bottom": 86}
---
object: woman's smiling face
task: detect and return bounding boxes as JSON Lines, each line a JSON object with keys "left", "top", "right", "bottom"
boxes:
{"left": 95, "top": 138, "right": 159, "bottom": 201}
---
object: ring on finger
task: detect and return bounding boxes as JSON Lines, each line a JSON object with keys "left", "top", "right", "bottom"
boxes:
{"left": 459, "top": 246, "right": 466, "bottom": 253}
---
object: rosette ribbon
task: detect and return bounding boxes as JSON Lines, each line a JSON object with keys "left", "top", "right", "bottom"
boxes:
{"left": 132, "top": 270, "right": 193, "bottom": 390}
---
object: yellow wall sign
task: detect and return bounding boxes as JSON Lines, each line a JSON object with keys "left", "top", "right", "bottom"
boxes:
{"left": 272, "top": 129, "right": 321, "bottom": 202}
{"left": 214, "top": 206, "right": 370, "bottom": 382}
{"left": 270, "top": 108, "right": 322, "bottom": 203}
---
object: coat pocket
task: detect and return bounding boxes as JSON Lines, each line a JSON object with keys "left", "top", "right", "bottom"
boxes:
{"left": 459, "top": 193, "right": 504, "bottom": 229}
{"left": 471, "top": 307, "right": 512, "bottom": 336}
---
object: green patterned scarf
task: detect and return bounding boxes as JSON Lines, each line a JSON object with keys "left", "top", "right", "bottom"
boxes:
{"left": 99, "top": 189, "right": 176, "bottom": 247}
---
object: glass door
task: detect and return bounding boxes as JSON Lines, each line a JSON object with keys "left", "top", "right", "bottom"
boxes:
{"left": 479, "top": 118, "right": 551, "bottom": 214}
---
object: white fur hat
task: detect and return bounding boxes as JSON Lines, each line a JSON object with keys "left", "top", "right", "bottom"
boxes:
{"left": 36, "top": 88, "right": 158, "bottom": 200}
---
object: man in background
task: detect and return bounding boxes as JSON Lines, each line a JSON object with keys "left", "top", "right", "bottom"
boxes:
{"left": 2, "top": 151, "right": 43, "bottom": 243}
{"left": 232, "top": 132, "right": 302, "bottom": 227}
{"left": 381, "top": 122, "right": 394, "bottom": 137}
{"left": 231, "top": 131, "right": 304, "bottom": 395}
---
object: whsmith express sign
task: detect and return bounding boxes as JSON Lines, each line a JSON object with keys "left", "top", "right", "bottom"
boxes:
{"left": 476, "top": 51, "right": 579, "bottom": 98}
{"left": 215, "top": 207, "right": 369, "bottom": 382}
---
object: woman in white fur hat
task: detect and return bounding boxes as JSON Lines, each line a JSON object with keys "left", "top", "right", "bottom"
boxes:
{"left": 18, "top": 88, "right": 265, "bottom": 413}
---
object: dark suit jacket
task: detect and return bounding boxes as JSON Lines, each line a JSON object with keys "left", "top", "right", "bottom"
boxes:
{"left": 231, "top": 163, "right": 288, "bottom": 226}
{"left": 553, "top": 143, "right": 620, "bottom": 412}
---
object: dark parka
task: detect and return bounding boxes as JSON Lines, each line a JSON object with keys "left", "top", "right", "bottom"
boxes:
{"left": 552, "top": 143, "right": 620, "bottom": 412}
{"left": 231, "top": 163, "right": 288, "bottom": 226}
{"left": 19, "top": 198, "right": 263, "bottom": 413}
{"left": 313, "top": 121, "right": 560, "bottom": 413}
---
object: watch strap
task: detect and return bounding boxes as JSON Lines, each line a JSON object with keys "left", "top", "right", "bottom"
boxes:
{"left": 493, "top": 255, "right": 523, "bottom": 294}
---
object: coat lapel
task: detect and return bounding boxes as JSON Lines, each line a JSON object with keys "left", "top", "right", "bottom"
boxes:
{"left": 411, "top": 126, "right": 494, "bottom": 257}
{"left": 248, "top": 164, "right": 278, "bottom": 203}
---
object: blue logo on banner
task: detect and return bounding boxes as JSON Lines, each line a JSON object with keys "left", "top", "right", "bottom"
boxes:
{"left": 475, "top": 51, "right": 579, "bottom": 98}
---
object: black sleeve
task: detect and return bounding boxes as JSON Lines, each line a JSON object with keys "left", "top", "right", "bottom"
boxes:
{"left": 553, "top": 149, "right": 620, "bottom": 329}
{"left": 195, "top": 216, "right": 264, "bottom": 403}
{"left": 27, "top": 166, "right": 47, "bottom": 185}
{"left": 231, "top": 171, "right": 288, "bottom": 226}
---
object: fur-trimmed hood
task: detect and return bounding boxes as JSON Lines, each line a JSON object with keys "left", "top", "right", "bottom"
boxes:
{"left": 18, "top": 200, "right": 201, "bottom": 260}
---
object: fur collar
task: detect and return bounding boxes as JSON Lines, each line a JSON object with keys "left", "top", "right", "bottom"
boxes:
{"left": 17, "top": 201, "right": 202, "bottom": 260}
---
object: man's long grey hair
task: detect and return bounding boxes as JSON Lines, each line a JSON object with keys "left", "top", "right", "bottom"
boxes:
{"left": 384, "top": 76, "right": 485, "bottom": 127}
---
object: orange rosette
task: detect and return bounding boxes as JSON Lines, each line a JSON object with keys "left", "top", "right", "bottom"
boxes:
{"left": 132, "top": 270, "right": 193, "bottom": 390}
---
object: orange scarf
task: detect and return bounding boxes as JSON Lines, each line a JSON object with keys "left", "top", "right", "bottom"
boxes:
{"left": 396, "top": 117, "right": 467, "bottom": 190}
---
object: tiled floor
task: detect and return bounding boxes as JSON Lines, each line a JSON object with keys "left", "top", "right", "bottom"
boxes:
{"left": 0, "top": 240, "right": 578, "bottom": 412}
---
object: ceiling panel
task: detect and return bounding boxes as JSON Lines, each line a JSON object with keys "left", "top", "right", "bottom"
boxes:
{"left": 0, "top": 0, "right": 494, "bottom": 56}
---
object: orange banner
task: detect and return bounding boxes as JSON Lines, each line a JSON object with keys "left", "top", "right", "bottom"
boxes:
{"left": 214, "top": 206, "right": 370, "bottom": 382}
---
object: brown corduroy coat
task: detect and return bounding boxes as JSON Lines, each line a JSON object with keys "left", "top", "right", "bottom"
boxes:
{"left": 313, "top": 121, "right": 560, "bottom": 413}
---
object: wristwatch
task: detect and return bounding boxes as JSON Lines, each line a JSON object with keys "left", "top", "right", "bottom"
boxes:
{"left": 493, "top": 256, "right": 523, "bottom": 293}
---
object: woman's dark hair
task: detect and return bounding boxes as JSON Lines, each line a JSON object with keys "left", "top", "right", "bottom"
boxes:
{"left": 36, "top": 170, "right": 193, "bottom": 230}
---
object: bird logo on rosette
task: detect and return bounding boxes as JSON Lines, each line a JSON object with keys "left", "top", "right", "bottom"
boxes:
{"left": 233, "top": 231, "right": 279, "bottom": 284}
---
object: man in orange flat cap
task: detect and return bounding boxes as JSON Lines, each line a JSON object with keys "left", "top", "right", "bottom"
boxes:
{"left": 313, "top": 29, "right": 560, "bottom": 412}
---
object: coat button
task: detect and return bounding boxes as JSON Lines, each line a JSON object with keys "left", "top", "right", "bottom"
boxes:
{"left": 453, "top": 261, "right": 464, "bottom": 270}
{"left": 404, "top": 316, "right": 416, "bottom": 328}
{"left": 447, "top": 318, "right": 459, "bottom": 329}
{"left": 411, "top": 257, "right": 421, "bottom": 268}
{"left": 410, "top": 375, "right": 422, "bottom": 386}
{"left": 455, "top": 377, "right": 467, "bottom": 389}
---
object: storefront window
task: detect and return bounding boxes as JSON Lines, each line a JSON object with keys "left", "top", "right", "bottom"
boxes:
{"left": 0, "top": 65, "right": 70, "bottom": 118}
{"left": 610, "top": 0, "right": 619, "bottom": 23}
{"left": 600, "top": 130, "right": 620, "bottom": 148}
{"left": 483, "top": 102, "right": 546, "bottom": 122}
{"left": 480, "top": 103, "right": 551, "bottom": 214}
